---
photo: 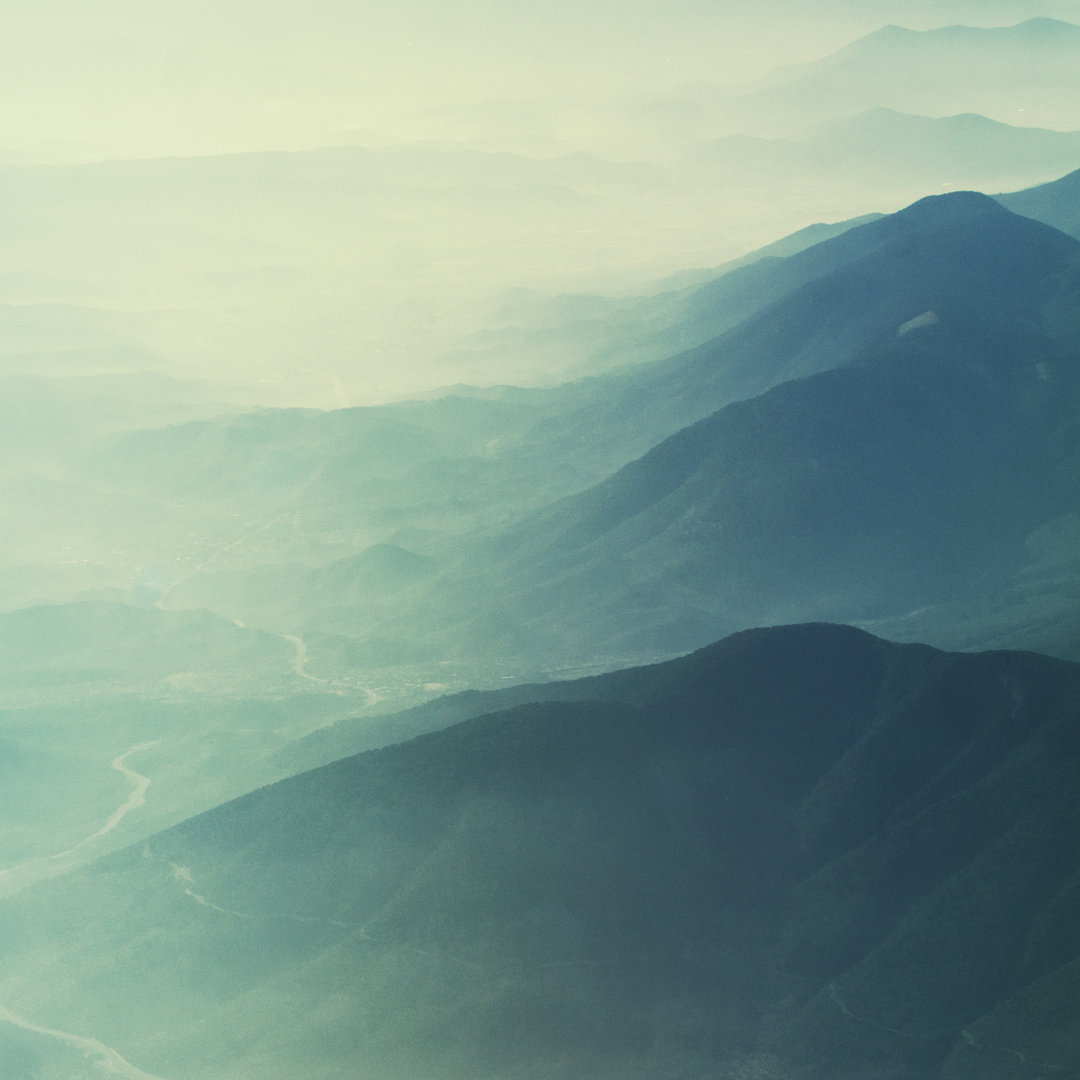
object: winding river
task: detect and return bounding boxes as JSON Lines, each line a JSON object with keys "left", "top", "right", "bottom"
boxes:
{"left": 0, "top": 1004, "right": 168, "bottom": 1080}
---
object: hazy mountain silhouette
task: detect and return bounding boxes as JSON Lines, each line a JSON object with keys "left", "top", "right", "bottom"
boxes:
{"left": 2, "top": 625, "right": 1078, "bottom": 1080}
{"left": 79, "top": 182, "right": 1080, "bottom": 514}
{"left": 686, "top": 108, "right": 1080, "bottom": 194}
{"left": 999, "top": 164, "right": 1080, "bottom": 239}
{"left": 451, "top": 157, "right": 1080, "bottom": 407}
{"left": 425, "top": 187, "right": 1078, "bottom": 523}
{"left": 363, "top": 192, "right": 1080, "bottom": 666}
{"left": 75, "top": 188, "right": 1080, "bottom": 675}
{"left": 593, "top": 190, "right": 1079, "bottom": 438}
{"left": 654, "top": 213, "right": 886, "bottom": 291}
{"left": 732, "top": 18, "right": 1080, "bottom": 134}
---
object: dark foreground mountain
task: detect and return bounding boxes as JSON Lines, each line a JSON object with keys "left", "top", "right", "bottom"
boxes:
{"left": 0, "top": 624, "right": 1077, "bottom": 1080}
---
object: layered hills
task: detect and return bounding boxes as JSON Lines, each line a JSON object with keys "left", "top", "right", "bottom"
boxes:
{"left": 1, "top": 177, "right": 1078, "bottom": 982}
{"left": 45, "top": 185, "right": 1080, "bottom": 689}
{"left": 999, "top": 163, "right": 1080, "bottom": 238}
{"left": 3, "top": 18, "right": 1079, "bottom": 410}
{"left": 730, "top": 18, "right": 1080, "bottom": 134}
{"left": 685, "top": 108, "right": 1080, "bottom": 196}
{"left": 1, "top": 625, "right": 1077, "bottom": 1080}
{"left": 3, "top": 14, "right": 1080, "bottom": 1080}
{"left": 296, "top": 190, "right": 1080, "bottom": 670}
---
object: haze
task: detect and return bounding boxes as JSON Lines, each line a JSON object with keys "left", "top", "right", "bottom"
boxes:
{"left": 0, "top": 0, "right": 1076, "bottom": 405}
{"left": 0, "top": 3, "right": 1079, "bottom": 1077}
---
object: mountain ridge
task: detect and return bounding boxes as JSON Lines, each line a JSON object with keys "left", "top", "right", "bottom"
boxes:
{"left": 73, "top": 188, "right": 1080, "bottom": 680}
{"left": 2, "top": 624, "right": 1078, "bottom": 1079}
{"left": 371, "top": 191, "right": 1080, "bottom": 667}
{"left": 731, "top": 17, "right": 1080, "bottom": 134}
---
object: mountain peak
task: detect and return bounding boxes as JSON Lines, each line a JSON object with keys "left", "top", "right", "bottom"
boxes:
{"left": 1014, "top": 16, "right": 1080, "bottom": 35}
{"left": 893, "top": 189, "right": 1007, "bottom": 226}
{"left": 809, "top": 15, "right": 1080, "bottom": 73}
{"left": 866, "top": 23, "right": 912, "bottom": 39}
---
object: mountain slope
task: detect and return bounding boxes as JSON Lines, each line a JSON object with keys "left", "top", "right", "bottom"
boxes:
{"left": 487, "top": 342, "right": 1065, "bottom": 655}
{"left": 77, "top": 186, "right": 1080, "bottom": 545}
{"left": 686, "top": 108, "right": 1080, "bottom": 195}
{"left": 353, "top": 192, "right": 1080, "bottom": 665}
{"left": 90, "top": 190, "right": 1080, "bottom": 678}
{"left": 503, "top": 189, "right": 1080, "bottom": 474}
{"left": 732, "top": 18, "right": 1080, "bottom": 134}
{"left": 998, "top": 164, "right": 1080, "bottom": 239}
{"left": 1, "top": 625, "right": 1078, "bottom": 1079}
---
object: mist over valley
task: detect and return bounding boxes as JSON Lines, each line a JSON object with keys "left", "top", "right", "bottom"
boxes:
{"left": 0, "top": 3, "right": 1079, "bottom": 1078}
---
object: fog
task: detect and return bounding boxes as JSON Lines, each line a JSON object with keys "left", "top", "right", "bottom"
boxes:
{"left": 0, "top": 0, "right": 1076, "bottom": 405}
{"left": 5, "top": 0, "right": 1075, "bottom": 160}
{"left": 0, "top": 6, "right": 1079, "bottom": 1078}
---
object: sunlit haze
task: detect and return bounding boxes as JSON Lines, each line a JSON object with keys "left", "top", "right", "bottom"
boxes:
{"left": 1, "top": 4, "right": 1080, "bottom": 1079}
{"left": 0, "top": 0, "right": 1076, "bottom": 404}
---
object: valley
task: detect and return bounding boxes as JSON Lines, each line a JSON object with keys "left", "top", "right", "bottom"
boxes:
{"left": 1, "top": 627, "right": 1079, "bottom": 1079}
{"left": 0, "top": 5, "right": 1079, "bottom": 1078}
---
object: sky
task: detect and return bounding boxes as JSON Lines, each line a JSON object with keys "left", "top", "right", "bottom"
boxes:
{"left": 1, "top": 1, "right": 1079, "bottom": 405}
{"left": 3, "top": 0, "right": 1079, "bottom": 160}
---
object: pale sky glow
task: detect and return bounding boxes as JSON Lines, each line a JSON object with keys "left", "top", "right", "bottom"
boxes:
{"left": 1, "top": 0, "right": 1076, "bottom": 160}
{"left": 0, "top": 0, "right": 1078, "bottom": 405}
{"left": 0, "top": 8, "right": 1077, "bottom": 1079}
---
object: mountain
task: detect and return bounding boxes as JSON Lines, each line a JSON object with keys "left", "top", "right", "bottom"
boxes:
{"left": 67, "top": 189, "right": 1080, "bottom": 682}
{"left": 0, "top": 184, "right": 1071, "bottom": 913}
{"left": 428, "top": 154, "right": 1080, "bottom": 415}
{"left": 731, "top": 19, "right": 1080, "bottom": 135}
{"left": 1, "top": 625, "right": 1078, "bottom": 1079}
{"left": 351, "top": 192, "right": 1080, "bottom": 667}
{"left": 448, "top": 210, "right": 902, "bottom": 387}
{"left": 686, "top": 109, "right": 1080, "bottom": 195}
{"left": 653, "top": 213, "right": 886, "bottom": 291}
{"left": 1, "top": 182, "right": 1072, "bottom": 701}
{"left": 436, "top": 158, "right": 1080, "bottom": 416}
{"left": 998, "top": 164, "right": 1080, "bottom": 239}
{"left": 78, "top": 389, "right": 561, "bottom": 586}
{"left": 809, "top": 108, "right": 1080, "bottom": 179}
{"left": 482, "top": 190, "right": 1080, "bottom": 499}
{"left": 433, "top": 188, "right": 1076, "bottom": 514}
{"left": 0, "top": 372, "right": 243, "bottom": 465}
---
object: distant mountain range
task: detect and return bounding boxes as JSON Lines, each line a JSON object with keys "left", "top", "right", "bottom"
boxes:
{"left": 730, "top": 18, "right": 1080, "bottom": 134}
{"left": 58, "top": 177, "right": 1080, "bottom": 683}
{"left": 2, "top": 168, "right": 1079, "bottom": 921}
{"left": 999, "top": 161, "right": 1080, "bottom": 236}
{"left": 4, "top": 14, "right": 1080, "bottom": 1080}
{"left": 685, "top": 108, "right": 1080, "bottom": 194}
{"left": 0, "top": 20, "right": 1079, "bottom": 1080}
{"left": 3, "top": 19, "right": 1080, "bottom": 406}
{"left": 318, "top": 189, "right": 1080, "bottom": 669}
{"left": 2, "top": 624, "right": 1077, "bottom": 1079}
{"left": 440, "top": 161, "right": 1080, "bottom": 430}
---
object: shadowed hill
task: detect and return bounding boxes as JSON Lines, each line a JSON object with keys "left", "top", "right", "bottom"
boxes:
{"left": 999, "top": 164, "right": 1080, "bottom": 240}
{"left": 363, "top": 193, "right": 1080, "bottom": 666}
{"left": 133, "top": 190, "right": 1080, "bottom": 677}
{"left": 495, "top": 190, "right": 1080, "bottom": 476}
{"left": 0, "top": 625, "right": 1078, "bottom": 1079}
